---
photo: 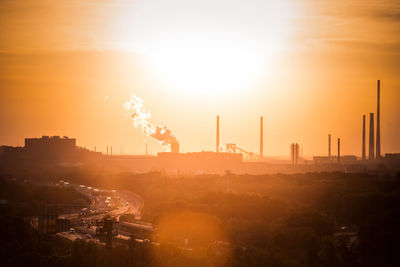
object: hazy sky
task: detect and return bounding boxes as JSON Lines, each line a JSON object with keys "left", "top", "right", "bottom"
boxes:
{"left": 0, "top": 0, "right": 399, "bottom": 156}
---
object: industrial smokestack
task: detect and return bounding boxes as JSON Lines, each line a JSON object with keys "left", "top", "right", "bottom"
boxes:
{"left": 290, "top": 143, "right": 294, "bottom": 165}
{"left": 171, "top": 140, "right": 180, "bottom": 153}
{"left": 369, "top": 113, "right": 375, "bottom": 159}
{"left": 124, "top": 94, "right": 178, "bottom": 151}
{"left": 338, "top": 138, "right": 341, "bottom": 163}
{"left": 216, "top": 115, "right": 220, "bottom": 152}
{"left": 376, "top": 80, "right": 381, "bottom": 159}
{"left": 260, "top": 116, "right": 263, "bottom": 158}
{"left": 290, "top": 143, "right": 299, "bottom": 165}
{"left": 328, "top": 134, "right": 331, "bottom": 158}
{"left": 362, "top": 115, "right": 366, "bottom": 160}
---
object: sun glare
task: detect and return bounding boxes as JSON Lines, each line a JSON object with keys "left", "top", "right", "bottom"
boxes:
{"left": 145, "top": 41, "right": 262, "bottom": 95}
{"left": 114, "top": 0, "right": 295, "bottom": 95}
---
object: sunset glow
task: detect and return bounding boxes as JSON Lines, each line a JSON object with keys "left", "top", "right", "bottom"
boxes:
{"left": 1, "top": 1, "right": 400, "bottom": 266}
{"left": 0, "top": 0, "right": 399, "bottom": 156}
{"left": 116, "top": 0, "right": 295, "bottom": 95}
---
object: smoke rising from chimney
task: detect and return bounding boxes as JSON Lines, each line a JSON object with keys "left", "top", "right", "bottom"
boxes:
{"left": 123, "top": 94, "right": 178, "bottom": 150}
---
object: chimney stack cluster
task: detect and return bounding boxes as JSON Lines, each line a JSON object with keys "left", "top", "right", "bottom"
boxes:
{"left": 363, "top": 80, "right": 381, "bottom": 160}
{"left": 216, "top": 115, "right": 265, "bottom": 159}
{"left": 214, "top": 80, "right": 382, "bottom": 163}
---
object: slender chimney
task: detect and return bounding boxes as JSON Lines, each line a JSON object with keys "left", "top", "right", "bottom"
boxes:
{"left": 362, "top": 115, "right": 366, "bottom": 160}
{"left": 369, "top": 113, "right": 374, "bottom": 159}
{"left": 328, "top": 134, "right": 331, "bottom": 158}
{"left": 260, "top": 116, "right": 263, "bottom": 158}
{"left": 376, "top": 80, "right": 381, "bottom": 159}
{"left": 106, "top": 146, "right": 108, "bottom": 155}
{"left": 216, "top": 115, "right": 220, "bottom": 152}
{"left": 290, "top": 143, "right": 294, "bottom": 165}
{"left": 338, "top": 138, "right": 341, "bottom": 163}
{"left": 110, "top": 146, "right": 112, "bottom": 156}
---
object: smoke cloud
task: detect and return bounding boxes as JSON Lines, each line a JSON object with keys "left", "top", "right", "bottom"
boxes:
{"left": 123, "top": 94, "right": 177, "bottom": 150}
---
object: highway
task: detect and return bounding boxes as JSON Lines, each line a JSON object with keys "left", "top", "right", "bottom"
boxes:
{"left": 59, "top": 183, "right": 143, "bottom": 220}
{"left": 56, "top": 181, "right": 149, "bottom": 244}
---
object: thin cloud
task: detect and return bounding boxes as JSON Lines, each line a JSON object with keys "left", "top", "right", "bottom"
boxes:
{"left": 326, "top": 39, "right": 400, "bottom": 54}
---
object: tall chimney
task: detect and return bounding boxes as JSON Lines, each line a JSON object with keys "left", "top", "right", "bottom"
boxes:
{"left": 216, "top": 115, "right": 220, "bottom": 152}
{"left": 369, "top": 113, "right": 374, "bottom": 159}
{"left": 376, "top": 80, "right": 381, "bottom": 159}
{"left": 107, "top": 146, "right": 108, "bottom": 156}
{"left": 290, "top": 143, "right": 299, "bottom": 165}
{"left": 362, "top": 115, "right": 366, "bottom": 160}
{"left": 328, "top": 134, "right": 331, "bottom": 158}
{"left": 171, "top": 141, "right": 180, "bottom": 153}
{"left": 338, "top": 138, "right": 341, "bottom": 163}
{"left": 260, "top": 116, "right": 263, "bottom": 158}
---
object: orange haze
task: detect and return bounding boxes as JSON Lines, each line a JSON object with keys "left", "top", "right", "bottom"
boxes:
{"left": 0, "top": 0, "right": 399, "bottom": 157}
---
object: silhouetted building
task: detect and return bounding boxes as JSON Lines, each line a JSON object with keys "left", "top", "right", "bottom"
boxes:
{"left": 157, "top": 151, "right": 243, "bottom": 174}
{"left": 341, "top": 155, "right": 357, "bottom": 163}
{"left": 313, "top": 156, "right": 336, "bottom": 164}
{"left": 25, "top": 136, "right": 76, "bottom": 161}
{"left": 0, "top": 145, "right": 24, "bottom": 157}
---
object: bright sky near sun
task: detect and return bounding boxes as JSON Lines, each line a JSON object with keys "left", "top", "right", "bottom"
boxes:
{"left": 0, "top": 0, "right": 399, "bottom": 156}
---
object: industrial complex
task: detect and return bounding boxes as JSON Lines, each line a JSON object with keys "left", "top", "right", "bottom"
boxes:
{"left": 1, "top": 80, "right": 399, "bottom": 175}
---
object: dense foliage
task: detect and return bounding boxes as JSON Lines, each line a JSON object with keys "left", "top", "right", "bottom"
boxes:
{"left": 1, "top": 171, "right": 400, "bottom": 266}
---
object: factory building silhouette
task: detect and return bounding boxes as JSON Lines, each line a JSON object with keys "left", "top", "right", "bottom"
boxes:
{"left": 0, "top": 80, "right": 399, "bottom": 175}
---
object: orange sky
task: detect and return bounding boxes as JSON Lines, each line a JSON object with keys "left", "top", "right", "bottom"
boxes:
{"left": 0, "top": 0, "right": 399, "bottom": 157}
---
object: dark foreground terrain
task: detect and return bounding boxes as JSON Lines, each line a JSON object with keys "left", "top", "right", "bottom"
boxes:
{"left": 1, "top": 170, "right": 400, "bottom": 267}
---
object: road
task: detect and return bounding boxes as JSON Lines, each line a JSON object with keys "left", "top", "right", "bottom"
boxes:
{"left": 59, "top": 184, "right": 143, "bottom": 220}
{"left": 56, "top": 181, "right": 148, "bottom": 243}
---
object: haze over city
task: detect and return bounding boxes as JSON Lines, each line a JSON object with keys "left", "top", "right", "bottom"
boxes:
{"left": 1, "top": 1, "right": 400, "bottom": 267}
{"left": 1, "top": 0, "right": 399, "bottom": 156}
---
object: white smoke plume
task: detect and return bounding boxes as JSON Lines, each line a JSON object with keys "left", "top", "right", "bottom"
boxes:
{"left": 123, "top": 94, "right": 177, "bottom": 150}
